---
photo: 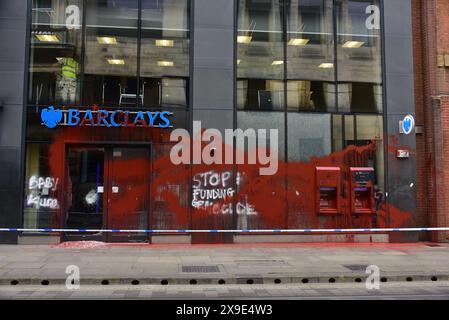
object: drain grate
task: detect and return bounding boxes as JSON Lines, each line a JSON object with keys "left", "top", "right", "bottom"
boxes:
{"left": 344, "top": 264, "right": 369, "bottom": 271}
{"left": 182, "top": 266, "right": 220, "bottom": 273}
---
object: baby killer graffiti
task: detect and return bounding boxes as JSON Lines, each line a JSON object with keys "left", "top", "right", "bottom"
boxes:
{"left": 26, "top": 176, "right": 60, "bottom": 210}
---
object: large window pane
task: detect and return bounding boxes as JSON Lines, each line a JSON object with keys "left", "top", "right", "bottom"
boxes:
{"left": 237, "top": 0, "right": 285, "bottom": 110}
{"left": 286, "top": 0, "right": 335, "bottom": 111}
{"left": 336, "top": 0, "right": 383, "bottom": 113}
{"left": 140, "top": 0, "right": 190, "bottom": 108}
{"left": 236, "top": 111, "right": 286, "bottom": 229}
{"left": 29, "top": 0, "right": 83, "bottom": 106}
{"left": 355, "top": 115, "right": 384, "bottom": 192}
{"left": 287, "top": 113, "right": 332, "bottom": 162}
{"left": 83, "top": 0, "right": 139, "bottom": 107}
{"left": 24, "top": 143, "right": 59, "bottom": 230}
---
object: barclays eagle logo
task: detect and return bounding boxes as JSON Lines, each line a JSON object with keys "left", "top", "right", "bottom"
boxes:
{"left": 401, "top": 114, "right": 415, "bottom": 135}
{"left": 41, "top": 106, "right": 63, "bottom": 129}
{"left": 403, "top": 118, "right": 412, "bottom": 133}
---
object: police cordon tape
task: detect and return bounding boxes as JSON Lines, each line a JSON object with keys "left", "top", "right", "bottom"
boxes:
{"left": 1, "top": 227, "right": 449, "bottom": 233}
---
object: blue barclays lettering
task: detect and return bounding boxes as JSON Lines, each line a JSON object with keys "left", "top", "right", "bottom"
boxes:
{"left": 41, "top": 107, "right": 173, "bottom": 129}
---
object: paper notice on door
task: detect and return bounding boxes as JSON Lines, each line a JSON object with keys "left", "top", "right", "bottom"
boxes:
{"left": 112, "top": 186, "right": 119, "bottom": 194}
{"left": 97, "top": 186, "right": 104, "bottom": 194}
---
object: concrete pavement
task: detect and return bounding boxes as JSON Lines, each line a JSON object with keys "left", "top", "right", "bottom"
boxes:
{"left": 2, "top": 282, "right": 449, "bottom": 300}
{"left": 0, "top": 242, "right": 448, "bottom": 286}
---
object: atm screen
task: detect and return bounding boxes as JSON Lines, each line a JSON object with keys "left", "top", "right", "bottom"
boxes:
{"left": 354, "top": 171, "right": 374, "bottom": 184}
{"left": 319, "top": 188, "right": 337, "bottom": 209}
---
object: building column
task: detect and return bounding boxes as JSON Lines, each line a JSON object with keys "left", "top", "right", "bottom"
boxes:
{"left": 383, "top": 0, "right": 418, "bottom": 242}
{"left": 192, "top": 0, "right": 235, "bottom": 132}
{"left": 432, "top": 96, "right": 449, "bottom": 242}
{"left": 0, "top": 0, "right": 28, "bottom": 244}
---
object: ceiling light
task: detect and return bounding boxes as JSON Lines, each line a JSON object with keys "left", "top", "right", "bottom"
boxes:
{"left": 97, "top": 37, "right": 117, "bottom": 45}
{"left": 107, "top": 59, "right": 125, "bottom": 65}
{"left": 318, "top": 63, "right": 334, "bottom": 69}
{"left": 288, "top": 38, "right": 309, "bottom": 46}
{"left": 158, "top": 61, "right": 174, "bottom": 67}
{"left": 272, "top": 60, "right": 284, "bottom": 66}
{"left": 237, "top": 59, "right": 241, "bottom": 65}
{"left": 342, "top": 41, "right": 364, "bottom": 48}
{"left": 35, "top": 34, "right": 59, "bottom": 42}
{"left": 237, "top": 35, "right": 252, "bottom": 44}
{"left": 155, "top": 39, "right": 174, "bottom": 47}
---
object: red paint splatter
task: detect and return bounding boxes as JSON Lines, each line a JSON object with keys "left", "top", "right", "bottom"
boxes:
{"left": 41, "top": 125, "right": 417, "bottom": 243}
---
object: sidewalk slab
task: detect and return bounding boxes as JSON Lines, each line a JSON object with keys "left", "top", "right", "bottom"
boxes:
{"left": 0, "top": 243, "right": 448, "bottom": 285}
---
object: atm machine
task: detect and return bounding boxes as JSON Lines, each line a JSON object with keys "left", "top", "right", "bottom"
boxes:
{"left": 349, "top": 167, "right": 375, "bottom": 215}
{"left": 316, "top": 167, "right": 341, "bottom": 215}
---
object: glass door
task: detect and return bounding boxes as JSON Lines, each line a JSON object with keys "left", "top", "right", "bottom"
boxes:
{"left": 107, "top": 147, "right": 150, "bottom": 243}
{"left": 64, "top": 147, "right": 106, "bottom": 241}
{"left": 64, "top": 145, "right": 151, "bottom": 243}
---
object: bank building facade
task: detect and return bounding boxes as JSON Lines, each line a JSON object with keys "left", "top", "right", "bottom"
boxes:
{"left": 0, "top": 0, "right": 419, "bottom": 244}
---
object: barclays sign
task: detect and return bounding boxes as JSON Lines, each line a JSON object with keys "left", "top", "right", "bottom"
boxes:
{"left": 41, "top": 106, "right": 173, "bottom": 129}
{"left": 400, "top": 114, "right": 415, "bottom": 136}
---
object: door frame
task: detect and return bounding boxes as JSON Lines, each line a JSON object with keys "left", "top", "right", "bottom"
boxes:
{"left": 61, "top": 141, "right": 152, "bottom": 243}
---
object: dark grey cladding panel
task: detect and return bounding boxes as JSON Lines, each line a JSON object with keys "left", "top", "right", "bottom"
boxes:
{"left": 192, "top": 0, "right": 234, "bottom": 113}
{"left": 385, "top": 115, "right": 417, "bottom": 213}
{"left": 193, "top": 67, "right": 234, "bottom": 110}
{"left": 193, "top": 109, "right": 234, "bottom": 134}
{"left": 0, "top": 149, "right": 21, "bottom": 244}
{"left": 385, "top": 115, "right": 418, "bottom": 243}
{"left": 194, "top": 0, "right": 234, "bottom": 28}
{"left": 0, "top": 147, "right": 21, "bottom": 190}
{"left": 0, "top": 0, "right": 27, "bottom": 244}
{"left": 382, "top": 0, "right": 412, "bottom": 37}
{"left": 0, "top": 72, "right": 27, "bottom": 106}
{"left": 383, "top": 0, "right": 417, "bottom": 237}
{"left": 0, "top": 27, "right": 27, "bottom": 64}
{"left": 383, "top": 0, "right": 415, "bottom": 114}
{"left": 384, "top": 35, "right": 414, "bottom": 75}
{"left": 0, "top": 0, "right": 28, "bottom": 19}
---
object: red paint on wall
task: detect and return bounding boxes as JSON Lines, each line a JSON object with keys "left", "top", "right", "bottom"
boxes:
{"left": 41, "top": 124, "right": 417, "bottom": 243}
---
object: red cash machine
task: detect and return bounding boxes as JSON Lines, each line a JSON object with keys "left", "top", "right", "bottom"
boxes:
{"left": 316, "top": 167, "right": 341, "bottom": 215}
{"left": 349, "top": 167, "right": 375, "bottom": 215}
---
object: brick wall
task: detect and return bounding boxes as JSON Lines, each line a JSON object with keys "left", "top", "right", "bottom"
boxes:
{"left": 413, "top": 0, "right": 449, "bottom": 242}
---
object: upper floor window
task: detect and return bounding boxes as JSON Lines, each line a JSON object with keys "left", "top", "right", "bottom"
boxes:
{"left": 237, "top": 0, "right": 382, "bottom": 113}
{"left": 28, "top": 0, "right": 190, "bottom": 109}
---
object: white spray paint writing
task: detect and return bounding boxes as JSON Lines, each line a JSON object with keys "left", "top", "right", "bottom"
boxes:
{"left": 192, "top": 171, "right": 234, "bottom": 208}
{"left": 26, "top": 175, "right": 60, "bottom": 210}
{"left": 191, "top": 171, "right": 257, "bottom": 218}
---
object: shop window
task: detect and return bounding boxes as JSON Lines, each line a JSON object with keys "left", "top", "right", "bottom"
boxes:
{"left": 23, "top": 143, "right": 59, "bottom": 230}
{"left": 237, "top": 111, "right": 285, "bottom": 162}
{"left": 287, "top": 113, "right": 332, "bottom": 162}
{"left": 339, "top": 114, "right": 384, "bottom": 192}
{"left": 236, "top": 111, "right": 286, "bottom": 229}
{"left": 355, "top": 115, "right": 384, "bottom": 191}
